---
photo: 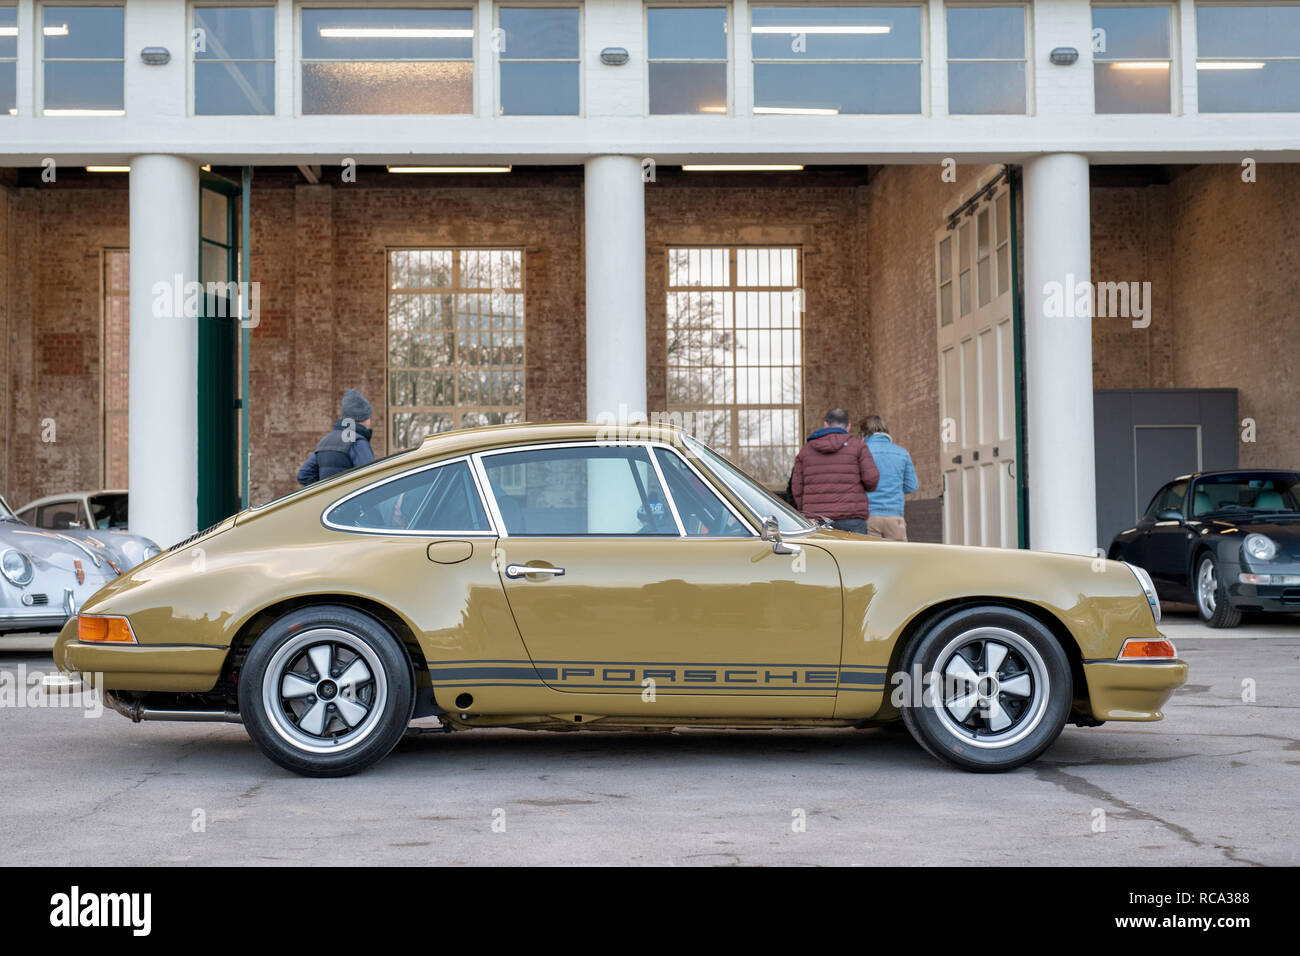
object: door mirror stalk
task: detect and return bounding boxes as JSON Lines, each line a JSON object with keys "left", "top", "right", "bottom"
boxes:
{"left": 1156, "top": 508, "right": 1184, "bottom": 523}
{"left": 761, "top": 516, "right": 801, "bottom": 555}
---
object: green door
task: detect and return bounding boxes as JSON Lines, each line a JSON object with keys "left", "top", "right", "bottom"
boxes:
{"left": 197, "top": 173, "right": 243, "bottom": 528}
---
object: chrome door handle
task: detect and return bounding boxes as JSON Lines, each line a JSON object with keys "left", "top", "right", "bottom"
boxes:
{"left": 505, "top": 564, "right": 565, "bottom": 579}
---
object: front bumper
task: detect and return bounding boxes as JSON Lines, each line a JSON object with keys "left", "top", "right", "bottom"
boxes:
{"left": 1227, "top": 560, "right": 1300, "bottom": 611}
{"left": 1082, "top": 659, "right": 1188, "bottom": 721}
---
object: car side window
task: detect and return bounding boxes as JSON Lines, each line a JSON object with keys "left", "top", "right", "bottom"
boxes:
{"left": 326, "top": 460, "right": 491, "bottom": 533}
{"left": 653, "top": 447, "right": 749, "bottom": 536}
{"left": 1158, "top": 481, "right": 1187, "bottom": 517}
{"left": 481, "top": 445, "right": 677, "bottom": 536}
{"left": 37, "top": 501, "right": 82, "bottom": 529}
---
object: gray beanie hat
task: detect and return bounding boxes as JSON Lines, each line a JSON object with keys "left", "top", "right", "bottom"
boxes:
{"left": 340, "top": 388, "right": 372, "bottom": 422}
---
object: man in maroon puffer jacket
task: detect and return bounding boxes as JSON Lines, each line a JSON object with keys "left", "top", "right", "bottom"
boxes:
{"left": 791, "top": 408, "right": 880, "bottom": 534}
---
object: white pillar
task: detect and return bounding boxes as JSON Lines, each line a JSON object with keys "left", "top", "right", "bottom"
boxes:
{"left": 129, "top": 155, "right": 200, "bottom": 548}
{"left": 584, "top": 155, "right": 647, "bottom": 421}
{"left": 1023, "top": 153, "right": 1096, "bottom": 556}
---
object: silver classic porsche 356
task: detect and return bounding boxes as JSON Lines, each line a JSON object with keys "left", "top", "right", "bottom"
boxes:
{"left": 0, "top": 494, "right": 158, "bottom": 635}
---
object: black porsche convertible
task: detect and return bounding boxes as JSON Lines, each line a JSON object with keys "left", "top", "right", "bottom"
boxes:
{"left": 1109, "top": 469, "right": 1300, "bottom": 628}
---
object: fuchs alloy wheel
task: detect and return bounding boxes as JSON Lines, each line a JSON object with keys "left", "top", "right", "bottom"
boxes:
{"left": 239, "top": 605, "right": 414, "bottom": 777}
{"left": 1195, "top": 553, "right": 1242, "bottom": 629}
{"left": 899, "top": 606, "right": 1071, "bottom": 772}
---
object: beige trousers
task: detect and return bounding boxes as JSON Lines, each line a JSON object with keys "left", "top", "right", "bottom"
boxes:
{"left": 867, "top": 515, "right": 908, "bottom": 541}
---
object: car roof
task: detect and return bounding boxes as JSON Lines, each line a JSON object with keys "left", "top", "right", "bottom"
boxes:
{"left": 16, "top": 490, "right": 128, "bottom": 511}
{"left": 1175, "top": 469, "right": 1298, "bottom": 482}
{"left": 407, "top": 420, "right": 690, "bottom": 458}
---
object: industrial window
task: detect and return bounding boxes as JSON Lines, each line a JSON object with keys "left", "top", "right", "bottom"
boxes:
{"left": 946, "top": 4, "right": 1027, "bottom": 114}
{"left": 387, "top": 249, "right": 525, "bottom": 452}
{"left": 665, "top": 246, "right": 803, "bottom": 488}
{"left": 103, "top": 249, "right": 129, "bottom": 489}
{"left": 750, "top": 5, "right": 922, "bottom": 115}
{"left": 498, "top": 6, "right": 580, "bottom": 115}
{"left": 1196, "top": 3, "right": 1300, "bottom": 112}
{"left": 193, "top": 5, "right": 276, "bottom": 115}
{"left": 1092, "top": 5, "right": 1172, "bottom": 113}
{"left": 647, "top": 6, "right": 728, "bottom": 114}
{"left": 1, "top": 5, "right": 16, "bottom": 115}
{"left": 41, "top": 4, "right": 125, "bottom": 116}
{"left": 300, "top": 7, "right": 474, "bottom": 114}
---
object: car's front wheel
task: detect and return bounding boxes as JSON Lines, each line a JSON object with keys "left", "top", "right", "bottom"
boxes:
{"left": 238, "top": 605, "right": 414, "bottom": 777}
{"left": 1195, "top": 553, "right": 1242, "bottom": 629}
{"left": 899, "top": 606, "right": 1071, "bottom": 772}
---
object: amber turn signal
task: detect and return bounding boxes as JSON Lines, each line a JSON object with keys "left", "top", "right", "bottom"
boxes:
{"left": 78, "top": 615, "right": 137, "bottom": 644}
{"left": 1117, "top": 638, "right": 1176, "bottom": 660}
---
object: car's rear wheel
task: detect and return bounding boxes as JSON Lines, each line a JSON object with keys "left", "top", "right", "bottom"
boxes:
{"left": 1195, "top": 553, "right": 1242, "bottom": 629}
{"left": 899, "top": 606, "right": 1071, "bottom": 772}
{"left": 238, "top": 605, "right": 414, "bottom": 777}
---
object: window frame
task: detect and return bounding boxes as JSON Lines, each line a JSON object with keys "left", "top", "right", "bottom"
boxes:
{"left": 1194, "top": 0, "right": 1300, "bottom": 113}
{"left": 0, "top": 2, "right": 17, "bottom": 117}
{"left": 494, "top": 1, "right": 583, "bottom": 116}
{"left": 190, "top": 2, "right": 278, "bottom": 117}
{"left": 322, "top": 454, "right": 499, "bottom": 536}
{"left": 748, "top": 1, "right": 929, "bottom": 116}
{"left": 294, "top": 2, "right": 479, "bottom": 117}
{"left": 38, "top": 1, "right": 126, "bottom": 117}
{"left": 644, "top": 1, "right": 732, "bottom": 116}
{"left": 944, "top": 1, "right": 1031, "bottom": 116}
{"left": 1091, "top": 1, "right": 1176, "bottom": 115}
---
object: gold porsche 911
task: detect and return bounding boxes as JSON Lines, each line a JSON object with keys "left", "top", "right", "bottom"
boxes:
{"left": 51, "top": 422, "right": 1186, "bottom": 777}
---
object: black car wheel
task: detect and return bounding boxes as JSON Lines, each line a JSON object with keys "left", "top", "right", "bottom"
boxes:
{"left": 899, "top": 606, "right": 1072, "bottom": 772}
{"left": 239, "top": 605, "right": 415, "bottom": 777}
{"left": 1195, "top": 553, "right": 1242, "bottom": 629}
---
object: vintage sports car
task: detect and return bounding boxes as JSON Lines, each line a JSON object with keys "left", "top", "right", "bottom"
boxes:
{"left": 15, "top": 489, "right": 158, "bottom": 571}
{"left": 1110, "top": 469, "right": 1300, "bottom": 628}
{"left": 51, "top": 423, "right": 1186, "bottom": 777}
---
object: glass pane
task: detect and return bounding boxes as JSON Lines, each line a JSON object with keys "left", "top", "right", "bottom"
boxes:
{"left": 327, "top": 461, "right": 490, "bottom": 531}
{"left": 302, "top": 61, "right": 473, "bottom": 114}
{"left": 1197, "top": 4, "right": 1300, "bottom": 59}
{"left": 996, "top": 191, "right": 1010, "bottom": 245}
{"left": 43, "top": 61, "right": 123, "bottom": 111}
{"left": 500, "top": 61, "right": 578, "bottom": 114}
{"left": 499, "top": 8, "right": 578, "bottom": 59}
{"left": 43, "top": 5, "right": 123, "bottom": 59}
{"left": 751, "top": 6, "right": 922, "bottom": 60}
{"left": 0, "top": 6, "right": 15, "bottom": 59}
{"left": 202, "top": 189, "right": 228, "bottom": 243}
{"left": 195, "top": 60, "right": 275, "bottom": 114}
{"left": 653, "top": 448, "right": 746, "bottom": 536}
{"left": 753, "top": 62, "right": 921, "bottom": 114}
{"left": 946, "top": 6, "right": 1024, "bottom": 60}
{"left": 1092, "top": 6, "right": 1170, "bottom": 60}
{"left": 948, "top": 61, "right": 1026, "bottom": 114}
{"left": 0, "top": 63, "right": 13, "bottom": 114}
{"left": 194, "top": 6, "right": 275, "bottom": 60}
{"left": 201, "top": 240, "right": 230, "bottom": 285}
{"left": 938, "top": 235, "right": 952, "bottom": 283}
{"left": 301, "top": 8, "right": 473, "bottom": 60}
{"left": 1094, "top": 61, "right": 1170, "bottom": 113}
{"left": 940, "top": 281, "right": 954, "bottom": 326}
{"left": 997, "top": 244, "right": 1010, "bottom": 297}
{"left": 648, "top": 7, "right": 727, "bottom": 60}
{"left": 650, "top": 61, "right": 727, "bottom": 113}
{"left": 1198, "top": 62, "right": 1300, "bottom": 112}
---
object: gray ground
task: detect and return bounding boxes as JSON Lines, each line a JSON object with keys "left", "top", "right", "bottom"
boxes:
{"left": 2, "top": 606, "right": 1296, "bottom": 866}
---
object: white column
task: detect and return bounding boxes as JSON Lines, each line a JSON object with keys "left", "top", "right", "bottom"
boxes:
{"left": 1023, "top": 153, "right": 1096, "bottom": 556}
{"left": 129, "top": 155, "right": 200, "bottom": 548}
{"left": 584, "top": 155, "right": 646, "bottom": 421}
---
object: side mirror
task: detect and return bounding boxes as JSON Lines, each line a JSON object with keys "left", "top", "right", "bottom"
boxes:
{"left": 1156, "top": 508, "right": 1183, "bottom": 523}
{"left": 761, "top": 516, "right": 801, "bottom": 555}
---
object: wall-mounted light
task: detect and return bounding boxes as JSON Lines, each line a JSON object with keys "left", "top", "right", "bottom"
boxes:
{"left": 1049, "top": 47, "right": 1079, "bottom": 66}
{"left": 600, "top": 47, "right": 629, "bottom": 66}
{"left": 85, "top": 166, "right": 130, "bottom": 173}
{"left": 140, "top": 46, "right": 171, "bottom": 65}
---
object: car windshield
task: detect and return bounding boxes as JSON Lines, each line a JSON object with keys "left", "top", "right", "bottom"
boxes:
{"left": 0, "top": 495, "right": 19, "bottom": 522}
{"left": 682, "top": 434, "right": 813, "bottom": 534}
{"left": 1191, "top": 473, "right": 1300, "bottom": 517}
{"left": 89, "top": 493, "right": 130, "bottom": 529}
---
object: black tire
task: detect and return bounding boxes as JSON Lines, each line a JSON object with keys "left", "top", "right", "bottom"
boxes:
{"left": 1195, "top": 552, "right": 1242, "bottom": 629}
{"left": 899, "top": 606, "right": 1072, "bottom": 772}
{"left": 238, "top": 605, "right": 415, "bottom": 777}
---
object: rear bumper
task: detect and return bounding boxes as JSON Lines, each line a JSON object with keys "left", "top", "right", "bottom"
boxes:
{"left": 1082, "top": 659, "right": 1188, "bottom": 721}
{"left": 53, "top": 620, "right": 227, "bottom": 692}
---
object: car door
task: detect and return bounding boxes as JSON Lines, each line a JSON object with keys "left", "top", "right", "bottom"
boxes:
{"left": 475, "top": 442, "right": 843, "bottom": 713}
{"left": 1142, "top": 480, "right": 1195, "bottom": 594}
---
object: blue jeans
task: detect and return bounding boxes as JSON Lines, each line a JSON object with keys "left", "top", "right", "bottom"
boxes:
{"left": 830, "top": 517, "right": 868, "bottom": 535}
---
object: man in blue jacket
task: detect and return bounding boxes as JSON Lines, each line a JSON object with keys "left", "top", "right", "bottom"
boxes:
{"left": 860, "top": 414, "right": 918, "bottom": 540}
{"left": 297, "top": 389, "right": 376, "bottom": 485}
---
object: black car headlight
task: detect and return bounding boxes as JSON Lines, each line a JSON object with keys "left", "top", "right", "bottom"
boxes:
{"left": 1, "top": 548, "right": 34, "bottom": 587}
{"left": 1243, "top": 533, "right": 1277, "bottom": 562}
{"left": 1125, "top": 563, "right": 1161, "bottom": 623}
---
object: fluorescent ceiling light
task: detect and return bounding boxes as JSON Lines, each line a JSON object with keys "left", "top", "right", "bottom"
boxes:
{"left": 1196, "top": 61, "right": 1266, "bottom": 70}
{"left": 44, "top": 109, "right": 126, "bottom": 117}
{"left": 698, "top": 105, "right": 728, "bottom": 113}
{"left": 85, "top": 165, "right": 130, "bottom": 172}
{"left": 387, "top": 165, "right": 513, "bottom": 173}
{"left": 0, "top": 27, "right": 18, "bottom": 37}
{"left": 319, "top": 27, "right": 473, "bottom": 38}
{"left": 754, "top": 105, "right": 840, "bottom": 115}
{"left": 682, "top": 164, "right": 805, "bottom": 172}
{"left": 752, "top": 25, "right": 890, "bottom": 34}
{"left": 42, "top": 24, "right": 68, "bottom": 37}
{"left": 1108, "top": 62, "right": 1170, "bottom": 71}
